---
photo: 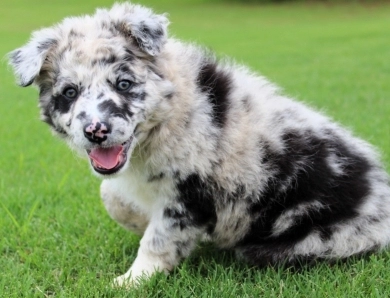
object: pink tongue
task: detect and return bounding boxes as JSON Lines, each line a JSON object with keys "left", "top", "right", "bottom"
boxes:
{"left": 89, "top": 145, "right": 123, "bottom": 169}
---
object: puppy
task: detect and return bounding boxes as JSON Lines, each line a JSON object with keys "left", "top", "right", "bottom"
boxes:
{"left": 9, "top": 2, "right": 390, "bottom": 286}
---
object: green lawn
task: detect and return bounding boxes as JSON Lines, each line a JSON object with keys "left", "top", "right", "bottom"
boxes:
{"left": 1, "top": 0, "right": 390, "bottom": 297}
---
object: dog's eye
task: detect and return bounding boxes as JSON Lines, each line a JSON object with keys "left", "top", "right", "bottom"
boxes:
{"left": 63, "top": 87, "right": 78, "bottom": 99}
{"left": 116, "top": 80, "right": 132, "bottom": 92}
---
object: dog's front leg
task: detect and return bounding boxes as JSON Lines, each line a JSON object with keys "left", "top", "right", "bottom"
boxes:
{"left": 113, "top": 205, "right": 203, "bottom": 287}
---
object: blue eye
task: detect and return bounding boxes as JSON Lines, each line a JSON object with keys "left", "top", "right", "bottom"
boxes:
{"left": 116, "top": 80, "right": 132, "bottom": 92}
{"left": 63, "top": 87, "right": 78, "bottom": 99}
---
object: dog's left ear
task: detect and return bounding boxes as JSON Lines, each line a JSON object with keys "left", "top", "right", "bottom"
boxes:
{"left": 108, "top": 3, "right": 169, "bottom": 56}
{"left": 8, "top": 28, "right": 58, "bottom": 87}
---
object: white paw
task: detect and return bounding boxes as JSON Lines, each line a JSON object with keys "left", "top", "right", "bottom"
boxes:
{"left": 112, "top": 273, "right": 137, "bottom": 288}
{"left": 111, "top": 264, "right": 157, "bottom": 288}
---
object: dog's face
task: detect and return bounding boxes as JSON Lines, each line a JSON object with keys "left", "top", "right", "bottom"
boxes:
{"left": 9, "top": 3, "right": 173, "bottom": 176}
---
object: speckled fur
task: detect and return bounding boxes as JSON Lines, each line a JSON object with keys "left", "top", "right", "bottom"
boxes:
{"left": 9, "top": 2, "right": 390, "bottom": 287}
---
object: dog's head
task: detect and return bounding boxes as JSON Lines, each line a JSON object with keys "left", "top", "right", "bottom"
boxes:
{"left": 8, "top": 3, "right": 174, "bottom": 176}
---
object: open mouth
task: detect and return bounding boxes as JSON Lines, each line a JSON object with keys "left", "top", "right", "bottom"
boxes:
{"left": 86, "top": 138, "right": 132, "bottom": 175}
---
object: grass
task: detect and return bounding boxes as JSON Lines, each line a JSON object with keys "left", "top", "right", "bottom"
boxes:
{"left": 1, "top": 0, "right": 390, "bottom": 296}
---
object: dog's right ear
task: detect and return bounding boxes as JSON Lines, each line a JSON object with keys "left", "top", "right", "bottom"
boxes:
{"left": 106, "top": 3, "right": 169, "bottom": 57}
{"left": 8, "top": 28, "right": 58, "bottom": 87}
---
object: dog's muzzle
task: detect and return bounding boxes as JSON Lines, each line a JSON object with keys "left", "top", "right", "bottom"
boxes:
{"left": 83, "top": 118, "right": 133, "bottom": 175}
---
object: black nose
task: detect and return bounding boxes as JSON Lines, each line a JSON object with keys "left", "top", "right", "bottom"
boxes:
{"left": 83, "top": 121, "right": 111, "bottom": 144}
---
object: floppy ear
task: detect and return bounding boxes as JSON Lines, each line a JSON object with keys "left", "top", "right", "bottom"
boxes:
{"left": 108, "top": 3, "right": 169, "bottom": 56}
{"left": 8, "top": 28, "right": 58, "bottom": 87}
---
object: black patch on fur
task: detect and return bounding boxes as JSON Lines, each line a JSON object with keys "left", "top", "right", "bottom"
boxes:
{"left": 165, "top": 174, "right": 217, "bottom": 233}
{"left": 237, "top": 129, "right": 372, "bottom": 265}
{"left": 148, "top": 173, "right": 165, "bottom": 182}
{"left": 37, "top": 38, "right": 57, "bottom": 51}
{"left": 129, "top": 21, "right": 164, "bottom": 56}
{"left": 100, "top": 20, "right": 111, "bottom": 31}
{"left": 98, "top": 99, "right": 133, "bottom": 119}
{"left": 133, "top": 21, "right": 164, "bottom": 54}
{"left": 103, "top": 54, "right": 117, "bottom": 64}
{"left": 241, "top": 96, "right": 252, "bottom": 113}
{"left": 68, "top": 29, "right": 84, "bottom": 39}
{"left": 92, "top": 54, "right": 117, "bottom": 66}
{"left": 139, "top": 21, "right": 164, "bottom": 38}
{"left": 165, "top": 91, "right": 174, "bottom": 100}
{"left": 53, "top": 126, "right": 67, "bottom": 135}
{"left": 123, "top": 49, "right": 135, "bottom": 62}
{"left": 163, "top": 207, "right": 190, "bottom": 230}
{"left": 128, "top": 91, "right": 146, "bottom": 101}
{"left": 52, "top": 94, "right": 75, "bottom": 114}
{"left": 76, "top": 111, "right": 87, "bottom": 121}
{"left": 174, "top": 240, "right": 191, "bottom": 259}
{"left": 117, "top": 63, "right": 131, "bottom": 74}
{"left": 41, "top": 111, "right": 54, "bottom": 127}
{"left": 197, "top": 62, "right": 232, "bottom": 127}
{"left": 10, "top": 50, "right": 22, "bottom": 65}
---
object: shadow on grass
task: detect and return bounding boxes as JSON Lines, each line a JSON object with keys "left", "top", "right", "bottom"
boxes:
{"left": 99, "top": 242, "right": 390, "bottom": 297}
{"left": 173, "top": 242, "right": 390, "bottom": 280}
